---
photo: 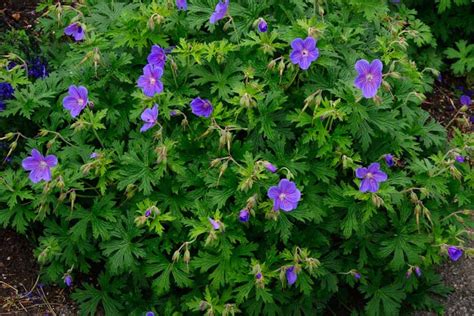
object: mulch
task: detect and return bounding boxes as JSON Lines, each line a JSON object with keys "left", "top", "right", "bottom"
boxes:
{"left": 0, "top": 230, "right": 77, "bottom": 315}
{"left": 0, "top": 0, "right": 41, "bottom": 31}
{"left": 421, "top": 74, "right": 473, "bottom": 138}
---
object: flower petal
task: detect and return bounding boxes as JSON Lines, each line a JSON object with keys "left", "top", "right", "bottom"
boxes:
{"left": 355, "top": 167, "right": 368, "bottom": 179}
{"left": 359, "top": 178, "right": 371, "bottom": 192}
{"left": 303, "top": 37, "right": 316, "bottom": 50}
{"left": 372, "top": 170, "right": 387, "bottom": 182}
{"left": 355, "top": 59, "right": 370, "bottom": 74}
{"left": 367, "top": 179, "right": 379, "bottom": 193}
{"left": 279, "top": 179, "right": 296, "bottom": 193}
{"left": 370, "top": 59, "right": 383, "bottom": 73}
{"left": 267, "top": 186, "right": 280, "bottom": 199}
{"left": 140, "top": 122, "right": 155, "bottom": 132}
{"left": 22, "top": 157, "right": 39, "bottom": 171}
{"left": 291, "top": 38, "right": 304, "bottom": 50}
{"left": 44, "top": 155, "right": 58, "bottom": 167}
{"left": 367, "top": 163, "right": 381, "bottom": 173}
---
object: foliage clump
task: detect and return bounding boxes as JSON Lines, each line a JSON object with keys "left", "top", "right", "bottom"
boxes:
{"left": 0, "top": 0, "right": 472, "bottom": 315}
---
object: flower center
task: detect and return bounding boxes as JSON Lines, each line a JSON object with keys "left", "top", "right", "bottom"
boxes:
{"left": 366, "top": 172, "right": 373, "bottom": 179}
{"left": 149, "top": 77, "right": 156, "bottom": 85}
{"left": 365, "top": 73, "right": 373, "bottom": 82}
{"left": 301, "top": 49, "right": 309, "bottom": 57}
{"left": 279, "top": 193, "right": 286, "bottom": 201}
{"left": 77, "top": 98, "right": 84, "bottom": 106}
{"left": 39, "top": 161, "right": 48, "bottom": 169}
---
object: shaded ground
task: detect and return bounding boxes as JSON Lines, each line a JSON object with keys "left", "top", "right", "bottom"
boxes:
{"left": 0, "top": 0, "right": 40, "bottom": 30}
{"left": 421, "top": 74, "right": 473, "bottom": 138}
{"left": 437, "top": 244, "right": 474, "bottom": 315}
{"left": 0, "top": 230, "right": 77, "bottom": 315}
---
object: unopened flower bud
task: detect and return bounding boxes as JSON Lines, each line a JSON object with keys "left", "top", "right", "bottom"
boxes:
{"left": 172, "top": 250, "right": 181, "bottom": 262}
{"left": 183, "top": 249, "right": 191, "bottom": 264}
{"left": 210, "top": 158, "right": 221, "bottom": 168}
{"left": 278, "top": 60, "right": 285, "bottom": 76}
{"left": 410, "top": 192, "right": 418, "bottom": 203}
{"left": 267, "top": 59, "right": 276, "bottom": 70}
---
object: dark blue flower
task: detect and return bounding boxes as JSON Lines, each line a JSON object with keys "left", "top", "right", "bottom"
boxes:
{"left": 64, "top": 275, "right": 72, "bottom": 287}
{"left": 239, "top": 209, "right": 250, "bottom": 222}
{"left": 0, "top": 82, "right": 14, "bottom": 100}
{"left": 286, "top": 266, "right": 297, "bottom": 285}
{"left": 415, "top": 266, "right": 421, "bottom": 277}
{"left": 176, "top": 0, "right": 187, "bottom": 10}
{"left": 27, "top": 58, "right": 48, "bottom": 79}
{"left": 6, "top": 61, "right": 17, "bottom": 70}
{"left": 384, "top": 154, "right": 394, "bottom": 167}
{"left": 258, "top": 18, "right": 267, "bottom": 32}
{"left": 460, "top": 95, "right": 471, "bottom": 106}
{"left": 65, "top": 23, "right": 85, "bottom": 41}
{"left": 190, "top": 97, "right": 213, "bottom": 117}
{"left": 210, "top": 0, "right": 229, "bottom": 24}
{"left": 448, "top": 246, "right": 463, "bottom": 261}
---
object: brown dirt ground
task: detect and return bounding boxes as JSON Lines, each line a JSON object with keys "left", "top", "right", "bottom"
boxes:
{"left": 0, "top": 230, "right": 77, "bottom": 315}
{"left": 421, "top": 74, "right": 473, "bottom": 138}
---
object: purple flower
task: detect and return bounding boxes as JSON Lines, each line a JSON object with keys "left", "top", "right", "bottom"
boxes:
{"left": 140, "top": 105, "right": 159, "bottom": 132}
{"left": 147, "top": 45, "right": 167, "bottom": 69}
{"left": 406, "top": 270, "right": 412, "bottom": 279}
{"left": 239, "top": 209, "right": 250, "bottom": 222}
{"left": 0, "top": 82, "right": 14, "bottom": 100}
{"left": 170, "top": 110, "right": 178, "bottom": 116}
{"left": 355, "top": 162, "right": 388, "bottom": 193}
{"left": 415, "top": 266, "right": 421, "bottom": 277}
{"left": 286, "top": 266, "right": 297, "bottom": 286}
{"left": 64, "top": 23, "right": 85, "bottom": 41}
{"left": 354, "top": 59, "right": 383, "bottom": 98}
{"left": 22, "top": 149, "right": 58, "bottom": 183}
{"left": 455, "top": 155, "right": 465, "bottom": 163}
{"left": 27, "top": 57, "right": 48, "bottom": 79}
{"left": 460, "top": 95, "right": 471, "bottom": 106}
{"left": 190, "top": 97, "right": 213, "bottom": 118}
{"left": 256, "top": 273, "right": 262, "bottom": 279}
{"left": 176, "top": 0, "right": 187, "bottom": 10}
{"left": 391, "top": 0, "right": 400, "bottom": 3}
{"left": 263, "top": 161, "right": 277, "bottom": 173}
{"left": 145, "top": 209, "right": 152, "bottom": 217}
{"left": 258, "top": 18, "right": 267, "bottom": 32}
{"left": 384, "top": 154, "right": 394, "bottom": 167}
{"left": 137, "top": 64, "right": 164, "bottom": 97}
{"left": 290, "top": 37, "right": 319, "bottom": 70}
{"left": 448, "top": 246, "right": 463, "bottom": 261}
{"left": 210, "top": 0, "right": 229, "bottom": 24}
{"left": 6, "top": 61, "right": 17, "bottom": 70}
{"left": 146, "top": 312, "right": 155, "bottom": 316}
{"left": 437, "top": 74, "right": 442, "bottom": 82}
{"left": 267, "top": 179, "right": 301, "bottom": 212}
{"left": 90, "top": 152, "right": 98, "bottom": 159}
{"left": 209, "top": 218, "right": 220, "bottom": 230}
{"left": 64, "top": 275, "right": 72, "bottom": 287}
{"left": 354, "top": 272, "right": 361, "bottom": 280}
{"left": 63, "top": 85, "right": 89, "bottom": 118}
